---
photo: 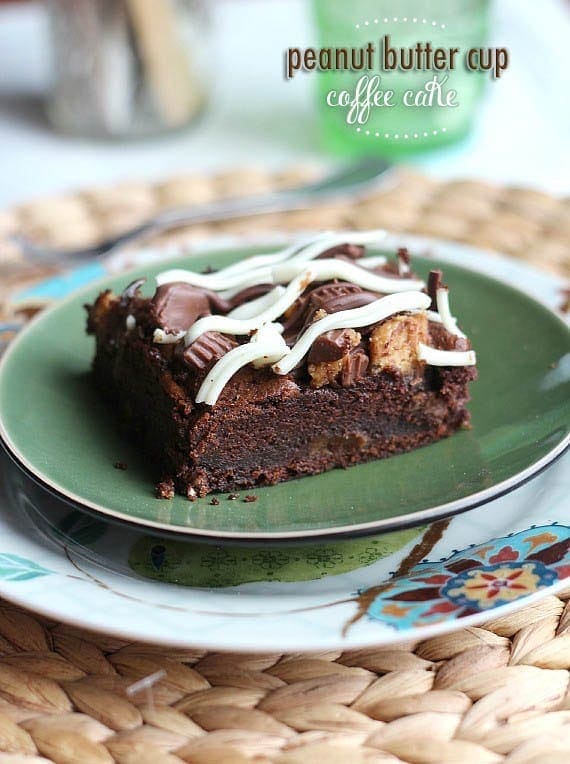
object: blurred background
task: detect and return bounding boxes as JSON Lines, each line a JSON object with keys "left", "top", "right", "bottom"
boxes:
{"left": 0, "top": 0, "right": 568, "bottom": 209}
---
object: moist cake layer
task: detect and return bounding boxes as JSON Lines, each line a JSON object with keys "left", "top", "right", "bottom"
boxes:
{"left": 87, "top": 234, "right": 477, "bottom": 498}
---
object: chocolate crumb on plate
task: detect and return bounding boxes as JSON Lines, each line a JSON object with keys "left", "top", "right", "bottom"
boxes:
{"left": 244, "top": 495, "right": 258, "bottom": 503}
{"left": 227, "top": 493, "right": 239, "bottom": 500}
{"left": 210, "top": 497, "right": 220, "bottom": 505}
{"left": 156, "top": 479, "right": 175, "bottom": 500}
{"left": 113, "top": 461, "right": 128, "bottom": 470}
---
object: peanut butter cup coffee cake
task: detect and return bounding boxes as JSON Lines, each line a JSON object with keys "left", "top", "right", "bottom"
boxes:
{"left": 87, "top": 233, "right": 477, "bottom": 498}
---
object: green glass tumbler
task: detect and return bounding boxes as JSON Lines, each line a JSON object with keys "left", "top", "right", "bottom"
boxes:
{"left": 311, "top": 0, "right": 491, "bottom": 157}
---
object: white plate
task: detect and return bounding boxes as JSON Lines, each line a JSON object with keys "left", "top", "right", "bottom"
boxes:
{"left": 0, "top": 235, "right": 568, "bottom": 651}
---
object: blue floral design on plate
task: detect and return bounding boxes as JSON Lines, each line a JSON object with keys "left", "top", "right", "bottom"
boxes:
{"left": 364, "top": 525, "right": 570, "bottom": 630}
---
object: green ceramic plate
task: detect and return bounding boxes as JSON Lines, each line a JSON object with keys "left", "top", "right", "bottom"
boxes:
{"left": 0, "top": 246, "right": 568, "bottom": 541}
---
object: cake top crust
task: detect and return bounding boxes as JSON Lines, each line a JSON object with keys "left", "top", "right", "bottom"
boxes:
{"left": 98, "top": 232, "right": 477, "bottom": 406}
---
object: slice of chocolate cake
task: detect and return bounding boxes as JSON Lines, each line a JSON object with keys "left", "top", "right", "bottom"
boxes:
{"left": 87, "top": 232, "right": 477, "bottom": 498}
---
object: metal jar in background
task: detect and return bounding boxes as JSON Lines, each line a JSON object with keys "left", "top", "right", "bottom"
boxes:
{"left": 46, "top": 0, "right": 211, "bottom": 139}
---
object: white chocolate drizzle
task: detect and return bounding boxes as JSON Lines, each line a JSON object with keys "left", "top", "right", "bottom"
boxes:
{"left": 398, "top": 257, "right": 411, "bottom": 277}
{"left": 148, "top": 235, "right": 477, "bottom": 405}
{"left": 356, "top": 255, "right": 388, "bottom": 269}
{"left": 185, "top": 271, "right": 314, "bottom": 345}
{"left": 271, "top": 258, "right": 424, "bottom": 293}
{"left": 156, "top": 265, "right": 274, "bottom": 293}
{"left": 418, "top": 343, "right": 476, "bottom": 366}
{"left": 414, "top": 309, "right": 460, "bottom": 327}
{"left": 155, "top": 230, "right": 391, "bottom": 297}
{"left": 250, "top": 323, "right": 287, "bottom": 368}
{"left": 195, "top": 323, "right": 290, "bottom": 405}
{"left": 216, "top": 256, "right": 390, "bottom": 301}
{"left": 436, "top": 287, "right": 466, "bottom": 338}
{"left": 279, "top": 230, "right": 387, "bottom": 266}
{"left": 226, "top": 286, "right": 286, "bottom": 320}
{"left": 273, "top": 292, "right": 431, "bottom": 375}
{"left": 216, "top": 230, "right": 387, "bottom": 277}
{"left": 424, "top": 310, "right": 443, "bottom": 324}
{"left": 211, "top": 235, "right": 325, "bottom": 277}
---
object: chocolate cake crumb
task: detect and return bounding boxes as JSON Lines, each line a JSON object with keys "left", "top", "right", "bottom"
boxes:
{"left": 113, "top": 461, "right": 128, "bottom": 470}
{"left": 187, "top": 486, "right": 198, "bottom": 502}
{"left": 227, "top": 493, "right": 239, "bottom": 500}
{"left": 244, "top": 495, "right": 258, "bottom": 503}
{"left": 156, "top": 479, "right": 175, "bottom": 500}
{"left": 210, "top": 497, "right": 220, "bottom": 505}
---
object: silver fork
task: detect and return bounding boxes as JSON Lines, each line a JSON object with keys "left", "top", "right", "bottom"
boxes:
{"left": 14, "top": 158, "right": 392, "bottom": 265}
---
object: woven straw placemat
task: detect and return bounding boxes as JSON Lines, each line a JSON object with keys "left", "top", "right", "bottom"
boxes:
{"left": 0, "top": 167, "right": 569, "bottom": 763}
{"left": 0, "top": 166, "right": 568, "bottom": 312}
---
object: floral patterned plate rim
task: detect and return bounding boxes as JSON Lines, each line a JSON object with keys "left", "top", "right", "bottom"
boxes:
{"left": 0, "top": 448, "right": 568, "bottom": 651}
{"left": 0, "top": 236, "right": 567, "bottom": 650}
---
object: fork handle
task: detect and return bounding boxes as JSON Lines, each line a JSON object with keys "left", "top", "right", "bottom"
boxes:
{"left": 18, "top": 159, "right": 392, "bottom": 263}
{"left": 149, "top": 186, "right": 348, "bottom": 230}
{"left": 106, "top": 189, "right": 325, "bottom": 254}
